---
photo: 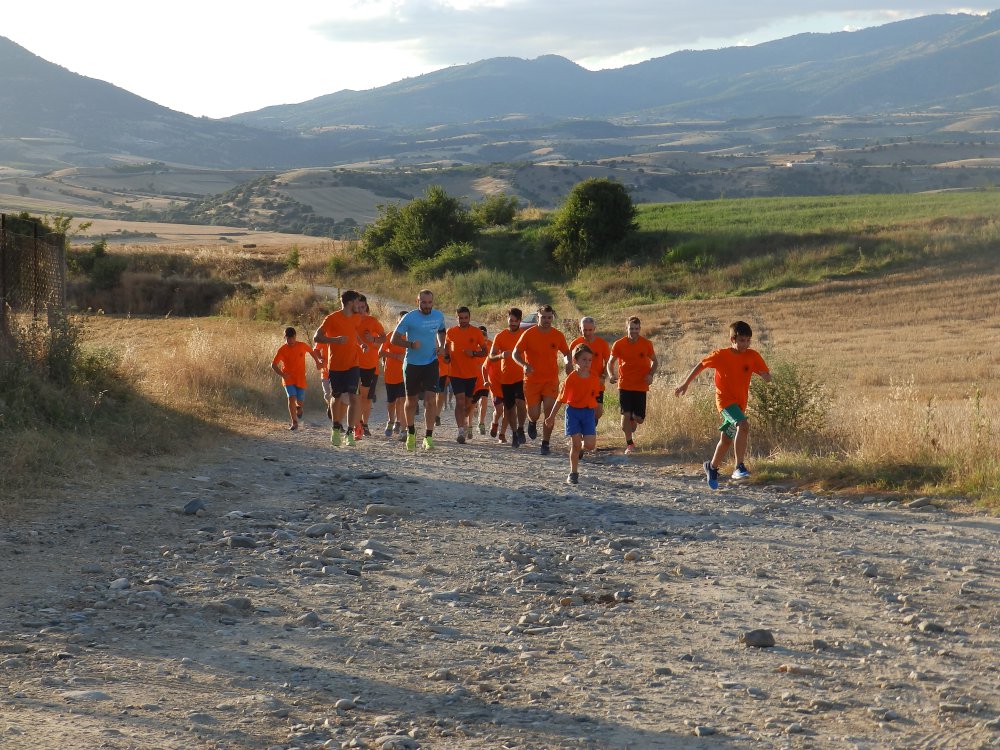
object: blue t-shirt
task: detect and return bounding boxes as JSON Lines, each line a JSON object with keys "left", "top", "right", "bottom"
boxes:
{"left": 395, "top": 308, "right": 445, "bottom": 366}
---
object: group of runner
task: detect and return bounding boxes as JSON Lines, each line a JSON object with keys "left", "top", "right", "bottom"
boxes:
{"left": 271, "top": 287, "right": 770, "bottom": 487}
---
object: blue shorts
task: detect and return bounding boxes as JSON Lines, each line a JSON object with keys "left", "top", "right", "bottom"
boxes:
{"left": 565, "top": 406, "right": 597, "bottom": 437}
{"left": 283, "top": 384, "right": 306, "bottom": 401}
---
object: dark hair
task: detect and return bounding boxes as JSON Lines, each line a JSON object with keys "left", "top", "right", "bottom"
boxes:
{"left": 508, "top": 307, "right": 522, "bottom": 320}
{"left": 730, "top": 320, "right": 753, "bottom": 338}
{"left": 456, "top": 306, "right": 471, "bottom": 315}
{"left": 478, "top": 325, "right": 488, "bottom": 335}
{"left": 627, "top": 316, "right": 641, "bottom": 326}
{"left": 397, "top": 310, "right": 408, "bottom": 319}
{"left": 341, "top": 289, "right": 360, "bottom": 305}
{"left": 572, "top": 342, "right": 593, "bottom": 361}
{"left": 358, "top": 293, "right": 367, "bottom": 303}
{"left": 538, "top": 304, "right": 555, "bottom": 315}
{"left": 284, "top": 326, "right": 297, "bottom": 338}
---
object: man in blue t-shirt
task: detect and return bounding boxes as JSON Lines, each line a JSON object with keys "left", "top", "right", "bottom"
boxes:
{"left": 391, "top": 288, "right": 446, "bottom": 451}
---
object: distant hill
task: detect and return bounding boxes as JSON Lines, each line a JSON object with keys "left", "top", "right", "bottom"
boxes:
{"left": 0, "top": 10, "right": 998, "bottom": 174}
{"left": 231, "top": 11, "right": 1000, "bottom": 129}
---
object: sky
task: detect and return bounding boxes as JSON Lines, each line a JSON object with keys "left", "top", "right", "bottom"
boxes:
{"left": 2, "top": 1, "right": 991, "bottom": 119}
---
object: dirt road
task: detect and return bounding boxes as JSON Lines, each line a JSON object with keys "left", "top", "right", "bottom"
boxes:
{"left": 1, "top": 402, "right": 997, "bottom": 749}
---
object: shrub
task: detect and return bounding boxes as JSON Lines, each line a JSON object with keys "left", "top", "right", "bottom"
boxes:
{"left": 551, "top": 178, "right": 636, "bottom": 271}
{"left": 358, "top": 185, "right": 478, "bottom": 270}
{"left": 284, "top": 246, "right": 301, "bottom": 271}
{"left": 409, "top": 242, "right": 478, "bottom": 282}
{"left": 472, "top": 192, "right": 519, "bottom": 227}
{"left": 749, "top": 355, "right": 829, "bottom": 447}
{"left": 448, "top": 268, "right": 530, "bottom": 306}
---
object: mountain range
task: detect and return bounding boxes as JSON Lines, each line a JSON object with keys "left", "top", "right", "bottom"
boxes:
{"left": 0, "top": 10, "right": 998, "bottom": 171}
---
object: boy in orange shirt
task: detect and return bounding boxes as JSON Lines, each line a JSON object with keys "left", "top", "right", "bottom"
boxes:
{"left": 545, "top": 343, "right": 601, "bottom": 485}
{"left": 513, "top": 304, "right": 571, "bottom": 455}
{"left": 675, "top": 320, "right": 772, "bottom": 489}
{"left": 270, "top": 326, "right": 322, "bottom": 431}
{"left": 608, "top": 316, "right": 658, "bottom": 454}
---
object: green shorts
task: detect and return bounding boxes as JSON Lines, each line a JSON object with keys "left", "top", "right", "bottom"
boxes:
{"left": 719, "top": 403, "right": 747, "bottom": 439}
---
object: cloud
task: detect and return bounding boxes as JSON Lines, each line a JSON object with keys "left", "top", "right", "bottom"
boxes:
{"left": 313, "top": 1, "right": 992, "bottom": 68}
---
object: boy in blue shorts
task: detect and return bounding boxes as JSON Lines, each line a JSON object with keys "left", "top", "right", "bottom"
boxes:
{"left": 271, "top": 326, "right": 322, "bottom": 431}
{"left": 674, "top": 320, "right": 771, "bottom": 488}
{"left": 544, "top": 343, "right": 601, "bottom": 485}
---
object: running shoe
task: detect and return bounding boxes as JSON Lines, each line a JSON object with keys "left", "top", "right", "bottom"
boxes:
{"left": 331, "top": 428, "right": 341, "bottom": 447}
{"left": 289, "top": 423, "right": 298, "bottom": 431}
{"left": 457, "top": 433, "right": 466, "bottom": 444}
{"left": 527, "top": 421, "right": 538, "bottom": 440}
{"left": 497, "top": 434, "right": 507, "bottom": 444}
{"left": 732, "top": 463, "right": 751, "bottom": 480}
{"left": 516, "top": 427, "right": 526, "bottom": 446}
{"left": 466, "top": 426, "right": 474, "bottom": 440}
{"left": 422, "top": 436, "right": 434, "bottom": 450}
{"left": 489, "top": 422, "right": 498, "bottom": 438}
{"left": 345, "top": 432, "right": 356, "bottom": 447}
{"left": 406, "top": 433, "right": 416, "bottom": 451}
{"left": 296, "top": 406, "right": 303, "bottom": 418}
{"left": 624, "top": 444, "right": 634, "bottom": 455}
{"left": 363, "top": 423, "right": 372, "bottom": 437}
{"left": 353, "top": 424, "right": 364, "bottom": 440}
{"left": 566, "top": 471, "right": 579, "bottom": 485}
{"left": 399, "top": 431, "right": 409, "bottom": 443}
{"left": 435, "top": 415, "right": 441, "bottom": 426}
{"left": 394, "top": 422, "right": 402, "bottom": 435}
{"left": 479, "top": 423, "right": 486, "bottom": 436}
{"left": 704, "top": 460, "right": 720, "bottom": 490}
{"left": 540, "top": 443, "right": 551, "bottom": 456}
{"left": 511, "top": 432, "right": 521, "bottom": 448}
{"left": 384, "top": 422, "right": 394, "bottom": 437}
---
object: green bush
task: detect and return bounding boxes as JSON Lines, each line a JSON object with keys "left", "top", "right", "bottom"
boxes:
{"left": 409, "top": 242, "right": 478, "bottom": 282}
{"left": 551, "top": 178, "right": 636, "bottom": 271}
{"left": 472, "top": 192, "right": 519, "bottom": 227}
{"left": 749, "top": 355, "right": 829, "bottom": 446}
{"left": 358, "top": 185, "right": 478, "bottom": 270}
{"left": 284, "top": 246, "right": 301, "bottom": 271}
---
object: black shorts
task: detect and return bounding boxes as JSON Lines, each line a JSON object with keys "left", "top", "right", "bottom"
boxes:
{"left": 329, "top": 367, "right": 360, "bottom": 398}
{"left": 596, "top": 391, "right": 604, "bottom": 405}
{"left": 449, "top": 376, "right": 476, "bottom": 399}
{"left": 384, "top": 381, "right": 405, "bottom": 403}
{"left": 619, "top": 389, "right": 647, "bottom": 419}
{"left": 359, "top": 367, "right": 378, "bottom": 390}
{"left": 472, "top": 388, "right": 489, "bottom": 403}
{"left": 438, "top": 375, "right": 450, "bottom": 392}
{"left": 404, "top": 361, "right": 440, "bottom": 397}
{"left": 501, "top": 381, "right": 525, "bottom": 409}
{"left": 493, "top": 395, "right": 505, "bottom": 409}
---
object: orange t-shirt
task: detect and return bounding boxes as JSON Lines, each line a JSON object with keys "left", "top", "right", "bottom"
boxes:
{"left": 272, "top": 341, "right": 315, "bottom": 389}
{"left": 610, "top": 336, "right": 656, "bottom": 392}
{"left": 490, "top": 328, "right": 524, "bottom": 385}
{"left": 317, "top": 310, "right": 361, "bottom": 372}
{"left": 437, "top": 348, "right": 450, "bottom": 378}
{"left": 483, "top": 340, "right": 503, "bottom": 395}
{"left": 378, "top": 339, "right": 406, "bottom": 385}
{"left": 569, "top": 335, "right": 611, "bottom": 390}
{"left": 701, "top": 347, "right": 769, "bottom": 412}
{"left": 445, "top": 325, "right": 487, "bottom": 380}
{"left": 357, "top": 315, "right": 385, "bottom": 371}
{"left": 515, "top": 326, "right": 569, "bottom": 383}
{"left": 557, "top": 370, "right": 601, "bottom": 409}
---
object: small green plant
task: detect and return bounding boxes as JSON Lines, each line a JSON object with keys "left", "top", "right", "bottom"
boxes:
{"left": 284, "top": 246, "right": 301, "bottom": 271}
{"left": 749, "top": 354, "right": 829, "bottom": 447}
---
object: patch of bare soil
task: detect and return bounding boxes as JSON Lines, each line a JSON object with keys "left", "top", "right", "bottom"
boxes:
{"left": 1, "top": 400, "right": 997, "bottom": 749}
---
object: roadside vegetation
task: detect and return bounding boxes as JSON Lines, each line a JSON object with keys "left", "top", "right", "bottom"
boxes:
{"left": 5, "top": 187, "right": 998, "bottom": 509}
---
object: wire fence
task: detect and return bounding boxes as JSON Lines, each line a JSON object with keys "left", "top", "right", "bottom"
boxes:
{"left": 0, "top": 213, "right": 67, "bottom": 360}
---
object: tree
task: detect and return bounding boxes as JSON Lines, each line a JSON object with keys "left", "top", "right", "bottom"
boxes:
{"left": 359, "top": 185, "right": 477, "bottom": 270}
{"left": 550, "top": 178, "right": 636, "bottom": 271}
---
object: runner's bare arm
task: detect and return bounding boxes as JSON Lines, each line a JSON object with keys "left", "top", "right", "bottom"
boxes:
{"left": 674, "top": 363, "right": 706, "bottom": 396}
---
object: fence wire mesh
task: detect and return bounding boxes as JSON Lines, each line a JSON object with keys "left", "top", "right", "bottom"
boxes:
{"left": 1, "top": 213, "right": 67, "bottom": 358}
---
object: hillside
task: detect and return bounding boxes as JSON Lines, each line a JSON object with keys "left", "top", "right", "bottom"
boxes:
{"left": 231, "top": 11, "right": 1000, "bottom": 129}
